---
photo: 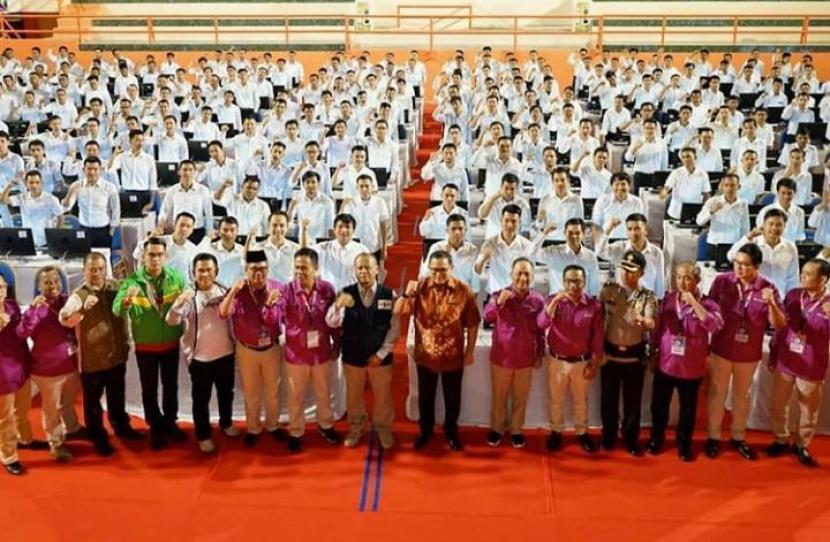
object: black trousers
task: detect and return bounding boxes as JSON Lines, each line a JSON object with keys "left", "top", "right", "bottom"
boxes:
{"left": 601, "top": 360, "right": 646, "bottom": 446}
{"left": 135, "top": 348, "right": 180, "bottom": 432}
{"left": 189, "top": 227, "right": 207, "bottom": 245}
{"left": 188, "top": 354, "right": 235, "bottom": 441}
{"left": 650, "top": 370, "right": 703, "bottom": 449}
{"left": 80, "top": 363, "right": 131, "bottom": 443}
{"left": 416, "top": 364, "right": 463, "bottom": 437}
{"left": 82, "top": 225, "right": 113, "bottom": 248}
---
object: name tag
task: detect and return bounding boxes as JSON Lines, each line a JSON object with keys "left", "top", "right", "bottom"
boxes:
{"left": 670, "top": 336, "right": 686, "bottom": 356}
{"left": 378, "top": 299, "right": 392, "bottom": 310}
{"left": 307, "top": 330, "right": 320, "bottom": 349}
{"left": 735, "top": 327, "right": 749, "bottom": 344}
{"left": 790, "top": 336, "right": 805, "bottom": 355}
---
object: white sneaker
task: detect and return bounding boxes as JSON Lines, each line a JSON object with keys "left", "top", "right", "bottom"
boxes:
{"left": 222, "top": 425, "right": 242, "bottom": 438}
{"left": 198, "top": 439, "right": 216, "bottom": 453}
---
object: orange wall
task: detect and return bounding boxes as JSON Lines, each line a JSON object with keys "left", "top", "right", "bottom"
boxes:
{"left": 5, "top": 40, "right": 830, "bottom": 102}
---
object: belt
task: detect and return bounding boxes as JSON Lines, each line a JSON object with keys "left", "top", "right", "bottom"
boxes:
{"left": 604, "top": 340, "right": 646, "bottom": 359}
{"left": 239, "top": 342, "right": 273, "bottom": 352}
{"left": 551, "top": 352, "right": 591, "bottom": 363}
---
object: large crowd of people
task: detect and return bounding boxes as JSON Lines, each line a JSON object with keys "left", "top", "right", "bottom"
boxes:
{"left": 0, "top": 44, "right": 828, "bottom": 477}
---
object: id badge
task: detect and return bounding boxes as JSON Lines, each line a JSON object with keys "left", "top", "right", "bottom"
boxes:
{"left": 735, "top": 327, "right": 749, "bottom": 344}
{"left": 790, "top": 336, "right": 805, "bottom": 355}
{"left": 307, "top": 330, "right": 320, "bottom": 349}
{"left": 378, "top": 299, "right": 392, "bottom": 310}
{"left": 670, "top": 336, "right": 686, "bottom": 356}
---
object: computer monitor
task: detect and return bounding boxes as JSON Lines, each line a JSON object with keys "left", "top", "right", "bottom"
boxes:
{"left": 156, "top": 162, "right": 179, "bottom": 187}
{"left": 188, "top": 140, "right": 210, "bottom": 162}
{"left": 45, "top": 228, "right": 91, "bottom": 259}
{"left": 0, "top": 228, "right": 37, "bottom": 256}
{"left": 679, "top": 203, "right": 703, "bottom": 225}
{"left": 120, "top": 191, "right": 153, "bottom": 219}
{"left": 714, "top": 243, "right": 732, "bottom": 271}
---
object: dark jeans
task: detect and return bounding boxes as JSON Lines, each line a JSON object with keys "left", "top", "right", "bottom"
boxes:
{"left": 80, "top": 363, "right": 131, "bottom": 443}
{"left": 82, "top": 225, "right": 113, "bottom": 248}
{"left": 650, "top": 370, "right": 703, "bottom": 449}
{"left": 135, "top": 348, "right": 180, "bottom": 432}
{"left": 188, "top": 354, "right": 235, "bottom": 441}
{"left": 601, "top": 360, "right": 646, "bottom": 446}
{"left": 416, "top": 364, "right": 463, "bottom": 437}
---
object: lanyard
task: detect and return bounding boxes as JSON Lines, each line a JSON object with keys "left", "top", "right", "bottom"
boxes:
{"left": 736, "top": 281, "right": 754, "bottom": 324}
{"left": 799, "top": 290, "right": 828, "bottom": 332}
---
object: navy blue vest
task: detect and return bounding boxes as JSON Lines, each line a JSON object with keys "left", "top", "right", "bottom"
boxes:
{"left": 341, "top": 283, "right": 394, "bottom": 367}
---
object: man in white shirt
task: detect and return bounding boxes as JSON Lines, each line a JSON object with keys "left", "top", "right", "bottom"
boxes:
{"left": 781, "top": 93, "right": 815, "bottom": 139}
{"left": 198, "top": 140, "right": 244, "bottom": 192}
{"left": 591, "top": 172, "right": 645, "bottom": 240}
{"left": 230, "top": 117, "right": 268, "bottom": 168}
{"left": 0, "top": 170, "right": 64, "bottom": 246}
{"left": 536, "top": 167, "right": 584, "bottom": 241}
{"left": 556, "top": 118, "right": 599, "bottom": 166}
{"left": 624, "top": 119, "right": 668, "bottom": 194}
{"left": 159, "top": 160, "right": 213, "bottom": 243}
{"left": 339, "top": 174, "right": 391, "bottom": 262}
{"left": 155, "top": 115, "right": 188, "bottom": 163}
{"left": 696, "top": 172, "right": 750, "bottom": 249}
{"left": 730, "top": 118, "right": 767, "bottom": 172}
{"left": 473, "top": 136, "right": 521, "bottom": 197}
{"left": 61, "top": 156, "right": 120, "bottom": 247}
{"left": 660, "top": 147, "right": 711, "bottom": 219}
{"left": 773, "top": 147, "right": 814, "bottom": 206}
{"left": 213, "top": 176, "right": 271, "bottom": 237}
{"left": 474, "top": 204, "right": 533, "bottom": 293}
{"left": 134, "top": 212, "right": 199, "bottom": 280}
{"left": 418, "top": 183, "right": 468, "bottom": 240}
{"left": 364, "top": 119, "right": 400, "bottom": 189}
{"left": 727, "top": 209, "right": 800, "bottom": 296}
{"left": 250, "top": 142, "right": 293, "bottom": 204}
{"left": 736, "top": 149, "right": 765, "bottom": 204}
{"left": 530, "top": 217, "right": 600, "bottom": 295}
{"left": 572, "top": 147, "right": 612, "bottom": 200}
{"left": 421, "top": 142, "right": 470, "bottom": 202}
{"left": 0, "top": 130, "right": 25, "bottom": 226}
{"left": 334, "top": 145, "right": 377, "bottom": 199}
{"left": 597, "top": 212, "right": 666, "bottom": 298}
{"left": 113, "top": 130, "right": 158, "bottom": 193}
{"left": 303, "top": 213, "right": 370, "bottom": 291}
{"left": 289, "top": 170, "right": 335, "bottom": 241}
{"left": 201, "top": 216, "right": 245, "bottom": 286}
{"left": 477, "top": 172, "right": 532, "bottom": 239}
{"left": 419, "top": 214, "right": 479, "bottom": 289}
{"left": 756, "top": 178, "right": 806, "bottom": 243}
{"left": 251, "top": 210, "right": 300, "bottom": 283}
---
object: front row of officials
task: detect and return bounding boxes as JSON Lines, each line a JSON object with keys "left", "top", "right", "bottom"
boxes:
{"left": 0, "top": 222, "right": 828, "bottom": 475}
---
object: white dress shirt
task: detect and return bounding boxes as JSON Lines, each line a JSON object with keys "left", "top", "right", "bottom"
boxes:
{"left": 199, "top": 239, "right": 245, "bottom": 286}
{"left": 727, "top": 235, "right": 800, "bottom": 296}
{"left": 256, "top": 237, "right": 300, "bottom": 284}
{"left": 64, "top": 178, "right": 120, "bottom": 229}
{"left": 340, "top": 166, "right": 377, "bottom": 199}
{"left": 481, "top": 196, "right": 533, "bottom": 239}
{"left": 292, "top": 192, "right": 335, "bottom": 240}
{"left": 530, "top": 239, "right": 600, "bottom": 295}
{"left": 538, "top": 192, "right": 584, "bottom": 241}
{"left": 313, "top": 239, "right": 370, "bottom": 291}
{"left": 808, "top": 205, "right": 830, "bottom": 246}
{"left": 9, "top": 192, "right": 63, "bottom": 246}
{"left": 598, "top": 238, "right": 666, "bottom": 298}
{"left": 160, "top": 182, "right": 213, "bottom": 229}
{"left": 576, "top": 161, "right": 612, "bottom": 199}
{"left": 419, "top": 239, "right": 479, "bottom": 289}
{"left": 114, "top": 150, "right": 158, "bottom": 191}
{"left": 156, "top": 132, "right": 189, "bottom": 163}
{"left": 422, "top": 160, "right": 470, "bottom": 201}
{"left": 418, "top": 204, "right": 468, "bottom": 239}
{"left": 665, "top": 166, "right": 710, "bottom": 218}
{"left": 695, "top": 195, "right": 750, "bottom": 244}
{"left": 339, "top": 195, "right": 390, "bottom": 252}
{"left": 756, "top": 201, "right": 806, "bottom": 242}
{"left": 480, "top": 233, "right": 533, "bottom": 293}
{"left": 216, "top": 193, "right": 271, "bottom": 236}
{"left": 591, "top": 193, "right": 645, "bottom": 239}
{"left": 625, "top": 137, "right": 669, "bottom": 174}
{"left": 736, "top": 168, "right": 766, "bottom": 203}
{"left": 730, "top": 137, "right": 767, "bottom": 172}
{"left": 198, "top": 158, "right": 244, "bottom": 192}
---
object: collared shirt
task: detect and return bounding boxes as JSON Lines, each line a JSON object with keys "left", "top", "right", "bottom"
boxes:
{"left": 200, "top": 239, "right": 245, "bottom": 286}
{"left": 291, "top": 160, "right": 333, "bottom": 197}
{"left": 114, "top": 150, "right": 158, "bottom": 191}
{"left": 292, "top": 192, "right": 335, "bottom": 240}
{"left": 655, "top": 292, "right": 724, "bottom": 379}
{"left": 625, "top": 137, "right": 668, "bottom": 173}
{"left": 477, "top": 153, "right": 522, "bottom": 197}
{"left": 24, "top": 158, "right": 63, "bottom": 193}
{"left": 597, "top": 239, "right": 666, "bottom": 299}
{"left": 530, "top": 240, "right": 600, "bottom": 296}
{"left": 9, "top": 191, "right": 63, "bottom": 246}
{"left": 312, "top": 239, "right": 371, "bottom": 291}
{"left": 365, "top": 137, "right": 400, "bottom": 180}
{"left": 0, "top": 299, "right": 30, "bottom": 395}
{"left": 737, "top": 168, "right": 766, "bottom": 203}
{"left": 199, "top": 158, "right": 244, "bottom": 192}
{"left": 696, "top": 195, "right": 750, "bottom": 244}
{"left": 422, "top": 160, "right": 470, "bottom": 202}
{"left": 231, "top": 133, "right": 268, "bottom": 167}
{"left": 537, "top": 292, "right": 604, "bottom": 361}
{"left": 782, "top": 105, "right": 815, "bottom": 135}
{"left": 418, "top": 204, "right": 468, "bottom": 240}
{"left": 16, "top": 295, "right": 77, "bottom": 377}
{"left": 576, "top": 161, "right": 612, "bottom": 199}
{"left": 591, "top": 194, "right": 645, "bottom": 240}
{"left": 282, "top": 279, "right": 339, "bottom": 365}
{"left": 340, "top": 165, "right": 377, "bottom": 199}
{"left": 64, "top": 178, "right": 120, "bottom": 229}
{"left": 480, "top": 233, "right": 533, "bottom": 294}
{"left": 411, "top": 276, "right": 480, "bottom": 372}
{"left": 665, "top": 166, "right": 710, "bottom": 219}
{"left": 730, "top": 137, "right": 767, "bottom": 172}
{"left": 481, "top": 196, "right": 533, "bottom": 239}
{"left": 156, "top": 132, "right": 189, "bottom": 163}
{"left": 159, "top": 182, "right": 213, "bottom": 229}
{"left": 727, "top": 235, "right": 799, "bottom": 296}
{"left": 808, "top": 205, "right": 830, "bottom": 246}
{"left": 709, "top": 271, "right": 781, "bottom": 361}
{"left": 772, "top": 288, "right": 830, "bottom": 381}
{"left": 756, "top": 202, "right": 806, "bottom": 242}
{"left": 250, "top": 160, "right": 293, "bottom": 200}
{"left": 256, "top": 237, "right": 300, "bottom": 284}
{"left": 599, "top": 282, "right": 658, "bottom": 354}
{"left": 133, "top": 235, "right": 198, "bottom": 281}
{"left": 420, "top": 239, "right": 479, "bottom": 289}
{"left": 482, "top": 287, "right": 546, "bottom": 368}
{"left": 324, "top": 281, "right": 400, "bottom": 361}
{"left": 340, "top": 195, "right": 390, "bottom": 252}
{"left": 537, "top": 192, "right": 584, "bottom": 241}
{"left": 216, "top": 193, "right": 271, "bottom": 236}
{"left": 771, "top": 169, "right": 813, "bottom": 206}
{"left": 227, "top": 278, "right": 283, "bottom": 349}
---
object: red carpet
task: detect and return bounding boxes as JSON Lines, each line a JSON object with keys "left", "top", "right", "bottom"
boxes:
{"left": 2, "top": 107, "right": 830, "bottom": 541}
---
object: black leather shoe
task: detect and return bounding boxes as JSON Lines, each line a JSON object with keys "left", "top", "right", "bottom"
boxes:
{"left": 731, "top": 439, "right": 758, "bottom": 461}
{"left": 511, "top": 434, "right": 527, "bottom": 449}
{"left": 704, "top": 438, "right": 720, "bottom": 459}
{"left": 318, "top": 427, "right": 342, "bottom": 444}
{"left": 578, "top": 433, "right": 597, "bottom": 453}
{"left": 413, "top": 432, "right": 432, "bottom": 450}
{"left": 115, "top": 426, "right": 146, "bottom": 441}
{"left": 165, "top": 424, "right": 188, "bottom": 443}
{"left": 446, "top": 434, "right": 463, "bottom": 452}
{"left": 18, "top": 440, "right": 49, "bottom": 451}
{"left": 678, "top": 444, "right": 694, "bottom": 462}
{"left": 646, "top": 438, "right": 663, "bottom": 455}
{"left": 95, "top": 438, "right": 115, "bottom": 457}
{"left": 794, "top": 446, "right": 819, "bottom": 468}
{"left": 601, "top": 436, "right": 615, "bottom": 451}
{"left": 765, "top": 441, "right": 791, "bottom": 458}
{"left": 486, "top": 430, "right": 502, "bottom": 447}
{"left": 65, "top": 426, "right": 91, "bottom": 441}
{"left": 269, "top": 428, "right": 288, "bottom": 442}
{"left": 547, "top": 431, "right": 562, "bottom": 451}
{"left": 288, "top": 436, "right": 302, "bottom": 454}
{"left": 243, "top": 433, "right": 259, "bottom": 448}
{"left": 150, "top": 432, "right": 166, "bottom": 451}
{"left": 625, "top": 441, "right": 642, "bottom": 457}
{"left": 4, "top": 461, "right": 24, "bottom": 476}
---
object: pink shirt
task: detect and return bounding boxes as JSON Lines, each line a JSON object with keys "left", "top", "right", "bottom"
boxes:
{"left": 282, "top": 279, "right": 339, "bottom": 365}
{"left": 537, "top": 293, "right": 605, "bottom": 361}
{"left": 16, "top": 295, "right": 78, "bottom": 377}
{"left": 771, "top": 288, "right": 830, "bottom": 381}
{"left": 0, "top": 300, "right": 30, "bottom": 395}
{"left": 655, "top": 292, "right": 724, "bottom": 379}
{"left": 482, "top": 288, "right": 545, "bottom": 369}
{"left": 228, "top": 278, "right": 283, "bottom": 349}
{"left": 709, "top": 272, "right": 780, "bottom": 362}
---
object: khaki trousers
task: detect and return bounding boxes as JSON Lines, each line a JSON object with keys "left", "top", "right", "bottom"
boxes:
{"left": 30, "top": 372, "right": 81, "bottom": 450}
{"left": 770, "top": 369, "right": 823, "bottom": 448}
{"left": 14, "top": 379, "right": 33, "bottom": 444}
{"left": 707, "top": 355, "right": 758, "bottom": 441}
{"left": 490, "top": 364, "right": 533, "bottom": 434}
{"left": 0, "top": 393, "right": 18, "bottom": 466}
{"left": 285, "top": 360, "right": 334, "bottom": 437}
{"left": 344, "top": 363, "right": 394, "bottom": 432}
{"left": 236, "top": 344, "right": 282, "bottom": 434}
{"left": 547, "top": 358, "right": 590, "bottom": 435}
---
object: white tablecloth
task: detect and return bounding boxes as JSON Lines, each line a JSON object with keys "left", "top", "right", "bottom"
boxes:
{"left": 642, "top": 190, "right": 667, "bottom": 245}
